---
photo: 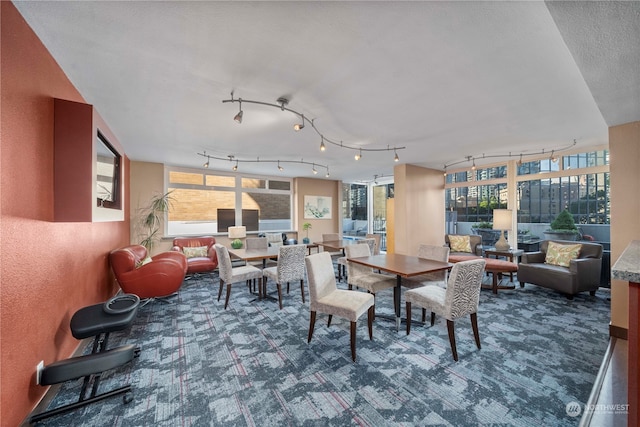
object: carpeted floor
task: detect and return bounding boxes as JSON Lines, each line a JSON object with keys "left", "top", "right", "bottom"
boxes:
{"left": 33, "top": 269, "right": 610, "bottom": 426}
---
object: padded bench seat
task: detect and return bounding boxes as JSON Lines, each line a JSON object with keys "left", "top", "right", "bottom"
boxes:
{"left": 449, "top": 255, "right": 518, "bottom": 294}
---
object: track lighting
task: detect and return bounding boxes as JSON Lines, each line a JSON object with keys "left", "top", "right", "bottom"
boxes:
{"left": 394, "top": 150, "right": 399, "bottom": 162}
{"left": 223, "top": 92, "right": 405, "bottom": 161}
{"left": 355, "top": 149, "right": 362, "bottom": 161}
{"left": 198, "top": 152, "right": 329, "bottom": 177}
{"left": 234, "top": 99, "right": 243, "bottom": 123}
{"left": 444, "top": 140, "right": 578, "bottom": 171}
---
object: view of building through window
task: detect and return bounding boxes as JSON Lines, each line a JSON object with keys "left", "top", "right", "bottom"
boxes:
{"left": 166, "top": 167, "right": 292, "bottom": 236}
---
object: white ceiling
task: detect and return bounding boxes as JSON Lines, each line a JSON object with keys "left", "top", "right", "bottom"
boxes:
{"left": 14, "top": 1, "right": 640, "bottom": 182}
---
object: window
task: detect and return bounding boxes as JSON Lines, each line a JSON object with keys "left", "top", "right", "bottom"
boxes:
{"left": 342, "top": 183, "right": 368, "bottom": 237}
{"left": 95, "top": 131, "right": 121, "bottom": 210}
{"left": 165, "top": 167, "right": 292, "bottom": 236}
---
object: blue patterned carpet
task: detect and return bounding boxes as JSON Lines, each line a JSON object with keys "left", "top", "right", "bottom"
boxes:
{"left": 34, "top": 269, "right": 610, "bottom": 426}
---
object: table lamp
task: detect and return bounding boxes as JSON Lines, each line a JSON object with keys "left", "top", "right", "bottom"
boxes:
{"left": 228, "top": 226, "right": 246, "bottom": 249}
{"left": 492, "top": 209, "right": 512, "bottom": 251}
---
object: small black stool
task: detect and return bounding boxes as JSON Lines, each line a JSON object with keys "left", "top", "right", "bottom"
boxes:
{"left": 30, "top": 294, "right": 140, "bottom": 423}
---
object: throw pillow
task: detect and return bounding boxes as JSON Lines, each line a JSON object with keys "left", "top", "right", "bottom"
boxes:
{"left": 545, "top": 242, "right": 582, "bottom": 267}
{"left": 135, "top": 256, "right": 152, "bottom": 269}
{"left": 183, "top": 245, "right": 208, "bottom": 259}
{"left": 449, "top": 235, "right": 472, "bottom": 253}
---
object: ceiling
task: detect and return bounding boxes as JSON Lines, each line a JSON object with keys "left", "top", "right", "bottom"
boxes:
{"left": 14, "top": 1, "right": 640, "bottom": 182}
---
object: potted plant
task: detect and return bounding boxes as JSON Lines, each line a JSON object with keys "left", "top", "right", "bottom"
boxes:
{"left": 135, "top": 191, "right": 174, "bottom": 253}
{"left": 543, "top": 209, "right": 579, "bottom": 241}
{"left": 302, "top": 222, "right": 312, "bottom": 244}
{"left": 231, "top": 239, "right": 243, "bottom": 249}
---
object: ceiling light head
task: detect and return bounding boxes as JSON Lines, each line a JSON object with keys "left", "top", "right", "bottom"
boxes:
{"left": 312, "top": 163, "right": 318, "bottom": 174}
{"left": 394, "top": 149, "right": 399, "bottom": 162}
{"left": 232, "top": 160, "right": 238, "bottom": 171}
{"left": 320, "top": 136, "right": 326, "bottom": 152}
{"left": 294, "top": 115, "right": 305, "bottom": 131}
{"left": 277, "top": 161, "right": 284, "bottom": 171}
{"left": 234, "top": 99, "right": 243, "bottom": 123}
{"left": 355, "top": 149, "right": 362, "bottom": 161}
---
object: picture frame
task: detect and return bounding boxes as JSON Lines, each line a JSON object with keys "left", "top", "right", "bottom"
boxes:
{"left": 304, "top": 195, "right": 332, "bottom": 219}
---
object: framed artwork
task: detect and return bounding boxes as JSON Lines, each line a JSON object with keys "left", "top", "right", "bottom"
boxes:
{"left": 304, "top": 195, "right": 332, "bottom": 219}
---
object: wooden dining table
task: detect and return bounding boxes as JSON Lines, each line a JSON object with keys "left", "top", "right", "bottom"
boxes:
{"left": 348, "top": 253, "right": 452, "bottom": 331}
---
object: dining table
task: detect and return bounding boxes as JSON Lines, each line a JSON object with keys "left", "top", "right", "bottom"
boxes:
{"left": 228, "top": 246, "right": 280, "bottom": 300}
{"left": 348, "top": 253, "right": 452, "bottom": 331}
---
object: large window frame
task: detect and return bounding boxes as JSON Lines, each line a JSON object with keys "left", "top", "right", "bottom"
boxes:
{"left": 165, "top": 166, "right": 293, "bottom": 236}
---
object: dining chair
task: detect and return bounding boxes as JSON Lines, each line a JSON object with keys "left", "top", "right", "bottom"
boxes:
{"left": 244, "top": 237, "right": 272, "bottom": 292}
{"left": 262, "top": 244, "right": 307, "bottom": 309}
{"left": 344, "top": 243, "right": 396, "bottom": 319}
{"left": 405, "top": 258, "right": 486, "bottom": 361}
{"left": 213, "top": 244, "right": 264, "bottom": 309}
{"left": 402, "top": 244, "right": 451, "bottom": 289}
{"left": 305, "top": 252, "right": 374, "bottom": 362}
{"left": 265, "top": 232, "right": 283, "bottom": 248}
{"left": 365, "top": 233, "right": 381, "bottom": 255}
{"left": 337, "top": 238, "right": 375, "bottom": 281}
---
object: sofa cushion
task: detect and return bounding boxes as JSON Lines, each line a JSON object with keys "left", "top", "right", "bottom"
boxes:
{"left": 449, "top": 235, "right": 472, "bottom": 253}
{"left": 183, "top": 246, "right": 208, "bottom": 259}
{"left": 545, "top": 242, "right": 582, "bottom": 267}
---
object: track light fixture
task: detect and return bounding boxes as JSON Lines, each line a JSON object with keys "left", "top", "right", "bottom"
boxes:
{"left": 312, "top": 163, "right": 318, "bottom": 174}
{"left": 198, "top": 152, "right": 330, "bottom": 177}
{"left": 232, "top": 160, "right": 238, "bottom": 171}
{"left": 203, "top": 153, "right": 210, "bottom": 168}
{"left": 234, "top": 99, "right": 243, "bottom": 123}
{"left": 277, "top": 161, "right": 284, "bottom": 171}
{"left": 223, "top": 92, "right": 405, "bottom": 161}
{"left": 355, "top": 149, "right": 362, "bottom": 161}
{"left": 443, "top": 140, "right": 578, "bottom": 171}
{"left": 394, "top": 149, "right": 399, "bottom": 162}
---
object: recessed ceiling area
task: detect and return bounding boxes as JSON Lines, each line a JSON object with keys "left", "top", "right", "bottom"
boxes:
{"left": 13, "top": 1, "right": 639, "bottom": 181}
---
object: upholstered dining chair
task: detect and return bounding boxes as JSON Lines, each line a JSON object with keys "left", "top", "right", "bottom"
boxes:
{"left": 262, "top": 244, "right": 307, "bottom": 309}
{"left": 405, "top": 258, "right": 486, "bottom": 361}
{"left": 402, "top": 244, "right": 451, "bottom": 289}
{"left": 344, "top": 243, "right": 396, "bottom": 319}
{"left": 213, "top": 244, "right": 263, "bottom": 310}
{"left": 337, "top": 238, "right": 375, "bottom": 281}
{"left": 305, "top": 252, "right": 374, "bottom": 362}
{"left": 365, "top": 233, "right": 381, "bottom": 255}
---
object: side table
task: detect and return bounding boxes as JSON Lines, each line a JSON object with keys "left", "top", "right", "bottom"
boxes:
{"left": 483, "top": 247, "right": 524, "bottom": 283}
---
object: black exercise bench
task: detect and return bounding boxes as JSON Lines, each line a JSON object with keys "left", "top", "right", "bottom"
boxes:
{"left": 30, "top": 294, "right": 140, "bottom": 423}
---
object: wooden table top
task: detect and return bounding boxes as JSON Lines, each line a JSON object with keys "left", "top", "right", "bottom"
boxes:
{"left": 228, "top": 246, "right": 280, "bottom": 261}
{"left": 348, "top": 253, "right": 452, "bottom": 278}
{"left": 314, "top": 239, "right": 359, "bottom": 252}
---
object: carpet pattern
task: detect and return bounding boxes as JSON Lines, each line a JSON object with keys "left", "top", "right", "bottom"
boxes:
{"left": 34, "top": 268, "right": 610, "bottom": 426}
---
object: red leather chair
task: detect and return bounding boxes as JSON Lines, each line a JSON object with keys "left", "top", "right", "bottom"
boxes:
{"left": 109, "top": 245, "right": 187, "bottom": 299}
{"left": 171, "top": 236, "right": 218, "bottom": 275}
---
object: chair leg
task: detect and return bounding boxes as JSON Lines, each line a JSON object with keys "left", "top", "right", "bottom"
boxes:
{"left": 224, "top": 283, "right": 232, "bottom": 310}
{"left": 430, "top": 312, "right": 436, "bottom": 326}
{"left": 367, "top": 306, "right": 374, "bottom": 340}
{"left": 300, "top": 280, "right": 305, "bottom": 303}
{"left": 471, "top": 313, "right": 481, "bottom": 349}
{"left": 350, "top": 321, "right": 357, "bottom": 362}
{"left": 217, "top": 279, "right": 224, "bottom": 301}
{"left": 406, "top": 302, "right": 412, "bottom": 335}
{"left": 308, "top": 311, "right": 316, "bottom": 343}
{"left": 286, "top": 282, "right": 290, "bottom": 294}
{"left": 327, "top": 314, "right": 333, "bottom": 327}
{"left": 446, "top": 319, "right": 458, "bottom": 361}
{"left": 277, "top": 283, "right": 283, "bottom": 310}
{"left": 421, "top": 308, "right": 427, "bottom": 323}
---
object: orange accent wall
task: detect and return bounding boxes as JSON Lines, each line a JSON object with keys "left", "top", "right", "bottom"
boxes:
{"left": 1, "top": 3, "right": 130, "bottom": 425}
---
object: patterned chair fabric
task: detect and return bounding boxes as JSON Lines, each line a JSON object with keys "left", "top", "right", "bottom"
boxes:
{"left": 265, "top": 233, "right": 283, "bottom": 248}
{"left": 402, "top": 244, "right": 451, "bottom": 289}
{"left": 214, "top": 244, "right": 263, "bottom": 310}
{"left": 405, "top": 258, "right": 486, "bottom": 361}
{"left": 245, "top": 237, "right": 268, "bottom": 250}
{"left": 305, "top": 252, "right": 375, "bottom": 362}
{"left": 365, "top": 233, "right": 381, "bottom": 255}
{"left": 345, "top": 243, "right": 396, "bottom": 319}
{"left": 262, "top": 244, "right": 307, "bottom": 309}
{"left": 337, "top": 238, "right": 375, "bottom": 281}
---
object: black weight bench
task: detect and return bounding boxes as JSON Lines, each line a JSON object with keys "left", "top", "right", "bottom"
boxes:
{"left": 30, "top": 294, "right": 140, "bottom": 423}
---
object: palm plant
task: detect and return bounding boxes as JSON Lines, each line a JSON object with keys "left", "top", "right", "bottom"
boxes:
{"left": 137, "top": 191, "right": 174, "bottom": 252}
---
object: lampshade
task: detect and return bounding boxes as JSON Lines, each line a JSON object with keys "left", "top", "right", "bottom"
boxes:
{"left": 228, "top": 226, "right": 246, "bottom": 239}
{"left": 492, "top": 209, "right": 513, "bottom": 231}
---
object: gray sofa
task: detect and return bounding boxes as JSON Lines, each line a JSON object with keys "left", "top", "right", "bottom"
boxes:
{"left": 518, "top": 240, "right": 603, "bottom": 299}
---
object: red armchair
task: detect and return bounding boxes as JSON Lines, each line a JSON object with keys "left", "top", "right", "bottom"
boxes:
{"left": 109, "top": 245, "right": 187, "bottom": 299}
{"left": 171, "top": 236, "right": 218, "bottom": 275}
